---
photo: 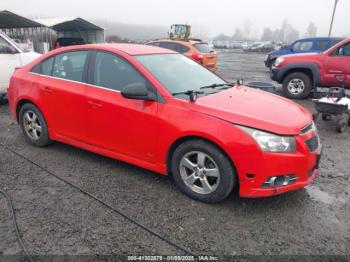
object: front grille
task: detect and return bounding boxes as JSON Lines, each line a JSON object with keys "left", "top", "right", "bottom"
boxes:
{"left": 305, "top": 136, "right": 319, "bottom": 152}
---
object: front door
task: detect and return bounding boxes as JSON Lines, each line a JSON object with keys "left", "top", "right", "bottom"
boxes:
{"left": 324, "top": 42, "right": 350, "bottom": 86}
{"left": 86, "top": 51, "right": 158, "bottom": 163}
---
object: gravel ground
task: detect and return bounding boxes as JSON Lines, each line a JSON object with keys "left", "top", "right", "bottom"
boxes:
{"left": 0, "top": 50, "right": 349, "bottom": 260}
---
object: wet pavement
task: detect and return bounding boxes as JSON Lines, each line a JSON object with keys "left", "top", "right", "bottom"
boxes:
{"left": 0, "top": 50, "right": 349, "bottom": 259}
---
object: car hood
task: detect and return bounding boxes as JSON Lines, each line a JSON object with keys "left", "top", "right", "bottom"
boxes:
{"left": 188, "top": 86, "right": 312, "bottom": 135}
{"left": 19, "top": 51, "right": 41, "bottom": 66}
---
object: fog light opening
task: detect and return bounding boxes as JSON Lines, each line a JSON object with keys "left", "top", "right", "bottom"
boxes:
{"left": 262, "top": 175, "right": 297, "bottom": 188}
{"left": 246, "top": 173, "right": 255, "bottom": 179}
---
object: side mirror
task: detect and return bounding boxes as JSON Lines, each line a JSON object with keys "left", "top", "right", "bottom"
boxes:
{"left": 5, "top": 46, "right": 18, "bottom": 54}
{"left": 121, "top": 83, "right": 156, "bottom": 101}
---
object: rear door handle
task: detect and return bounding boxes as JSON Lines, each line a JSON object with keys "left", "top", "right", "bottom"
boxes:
{"left": 88, "top": 100, "right": 103, "bottom": 108}
{"left": 43, "top": 86, "right": 53, "bottom": 94}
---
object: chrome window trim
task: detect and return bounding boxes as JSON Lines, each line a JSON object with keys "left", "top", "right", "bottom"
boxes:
{"left": 29, "top": 72, "right": 121, "bottom": 94}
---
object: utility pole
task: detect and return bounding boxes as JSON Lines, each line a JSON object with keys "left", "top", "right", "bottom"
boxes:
{"left": 328, "top": 0, "right": 339, "bottom": 37}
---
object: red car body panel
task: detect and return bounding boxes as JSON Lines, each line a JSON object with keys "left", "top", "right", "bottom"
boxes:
{"left": 7, "top": 44, "right": 321, "bottom": 198}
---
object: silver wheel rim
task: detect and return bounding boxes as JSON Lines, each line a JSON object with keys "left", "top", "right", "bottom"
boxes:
{"left": 179, "top": 151, "right": 220, "bottom": 195}
{"left": 23, "top": 110, "right": 42, "bottom": 141}
{"left": 287, "top": 78, "right": 305, "bottom": 95}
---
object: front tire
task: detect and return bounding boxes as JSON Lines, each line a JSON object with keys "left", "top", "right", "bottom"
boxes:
{"left": 19, "top": 103, "right": 52, "bottom": 147}
{"left": 171, "top": 140, "right": 236, "bottom": 203}
{"left": 282, "top": 72, "right": 312, "bottom": 99}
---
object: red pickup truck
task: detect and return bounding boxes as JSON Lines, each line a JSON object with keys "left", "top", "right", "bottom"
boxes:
{"left": 271, "top": 37, "right": 350, "bottom": 99}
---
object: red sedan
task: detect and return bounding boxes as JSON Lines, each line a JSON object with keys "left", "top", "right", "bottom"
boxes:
{"left": 7, "top": 44, "right": 322, "bottom": 203}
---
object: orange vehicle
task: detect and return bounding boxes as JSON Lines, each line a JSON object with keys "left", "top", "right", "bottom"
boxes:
{"left": 147, "top": 39, "right": 217, "bottom": 72}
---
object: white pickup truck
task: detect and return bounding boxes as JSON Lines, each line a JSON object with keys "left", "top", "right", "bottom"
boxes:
{"left": 0, "top": 31, "right": 40, "bottom": 100}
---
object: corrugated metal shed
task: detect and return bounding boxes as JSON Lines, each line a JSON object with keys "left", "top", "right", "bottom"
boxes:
{"left": 35, "top": 17, "right": 105, "bottom": 43}
{"left": 0, "top": 10, "right": 43, "bottom": 29}
{"left": 35, "top": 17, "right": 103, "bottom": 31}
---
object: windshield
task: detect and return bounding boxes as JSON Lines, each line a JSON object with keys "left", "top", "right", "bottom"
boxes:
{"left": 135, "top": 54, "right": 225, "bottom": 95}
{"left": 0, "top": 33, "right": 23, "bottom": 52}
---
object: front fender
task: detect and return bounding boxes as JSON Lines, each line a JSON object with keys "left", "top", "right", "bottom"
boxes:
{"left": 277, "top": 62, "right": 321, "bottom": 85}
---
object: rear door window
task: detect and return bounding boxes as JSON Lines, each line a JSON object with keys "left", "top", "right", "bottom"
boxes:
{"left": 31, "top": 57, "right": 54, "bottom": 76}
{"left": 194, "top": 43, "right": 213, "bottom": 53}
{"left": 52, "top": 51, "right": 89, "bottom": 82}
{"left": 315, "top": 40, "right": 329, "bottom": 51}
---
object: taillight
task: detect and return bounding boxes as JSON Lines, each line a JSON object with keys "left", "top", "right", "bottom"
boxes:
{"left": 192, "top": 53, "right": 203, "bottom": 63}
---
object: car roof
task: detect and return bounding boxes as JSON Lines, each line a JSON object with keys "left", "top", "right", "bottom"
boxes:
{"left": 296, "top": 37, "right": 344, "bottom": 41}
{"left": 148, "top": 39, "right": 205, "bottom": 45}
{"left": 65, "top": 43, "right": 178, "bottom": 55}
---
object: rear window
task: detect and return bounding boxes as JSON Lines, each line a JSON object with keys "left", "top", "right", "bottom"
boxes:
{"left": 193, "top": 43, "right": 213, "bottom": 53}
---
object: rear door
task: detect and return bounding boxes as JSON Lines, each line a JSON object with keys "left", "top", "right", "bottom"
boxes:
{"left": 324, "top": 41, "right": 350, "bottom": 86}
{"left": 31, "top": 50, "right": 90, "bottom": 141}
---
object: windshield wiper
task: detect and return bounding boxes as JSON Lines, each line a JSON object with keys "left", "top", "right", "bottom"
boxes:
{"left": 199, "top": 82, "right": 234, "bottom": 90}
{"left": 172, "top": 90, "right": 204, "bottom": 102}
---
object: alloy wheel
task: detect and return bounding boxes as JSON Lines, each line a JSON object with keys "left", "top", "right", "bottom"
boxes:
{"left": 179, "top": 151, "right": 220, "bottom": 194}
{"left": 23, "top": 110, "right": 42, "bottom": 140}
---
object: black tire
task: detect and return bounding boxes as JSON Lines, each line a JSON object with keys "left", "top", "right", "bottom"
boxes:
{"left": 171, "top": 139, "right": 236, "bottom": 203}
{"left": 282, "top": 72, "right": 312, "bottom": 99}
{"left": 336, "top": 118, "right": 347, "bottom": 133}
{"left": 19, "top": 103, "right": 52, "bottom": 147}
{"left": 322, "top": 114, "right": 331, "bottom": 121}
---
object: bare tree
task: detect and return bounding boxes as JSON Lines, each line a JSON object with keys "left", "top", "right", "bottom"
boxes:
{"left": 305, "top": 22, "right": 317, "bottom": 37}
{"left": 285, "top": 28, "right": 300, "bottom": 43}
{"left": 243, "top": 20, "right": 252, "bottom": 40}
{"left": 232, "top": 28, "right": 244, "bottom": 40}
{"left": 261, "top": 28, "right": 273, "bottom": 41}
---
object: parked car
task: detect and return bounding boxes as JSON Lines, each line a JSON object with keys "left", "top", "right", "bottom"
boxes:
{"left": 55, "top": 37, "right": 87, "bottom": 49}
{"left": 265, "top": 37, "right": 344, "bottom": 69}
{"left": 0, "top": 31, "right": 40, "bottom": 100}
{"left": 147, "top": 39, "right": 217, "bottom": 71}
{"left": 271, "top": 37, "right": 350, "bottom": 99}
{"left": 8, "top": 44, "right": 321, "bottom": 203}
{"left": 243, "top": 41, "right": 274, "bottom": 53}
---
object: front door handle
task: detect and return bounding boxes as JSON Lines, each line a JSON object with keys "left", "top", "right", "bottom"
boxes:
{"left": 88, "top": 100, "right": 103, "bottom": 108}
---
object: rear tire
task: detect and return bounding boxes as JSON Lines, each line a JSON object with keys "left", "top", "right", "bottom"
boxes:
{"left": 282, "top": 72, "right": 312, "bottom": 99}
{"left": 19, "top": 103, "right": 52, "bottom": 147}
{"left": 171, "top": 139, "right": 236, "bottom": 203}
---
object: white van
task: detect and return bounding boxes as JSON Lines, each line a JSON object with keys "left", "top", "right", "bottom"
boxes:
{"left": 0, "top": 31, "right": 40, "bottom": 98}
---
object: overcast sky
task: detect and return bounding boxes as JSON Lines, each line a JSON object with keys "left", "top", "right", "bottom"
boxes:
{"left": 2, "top": 0, "right": 349, "bottom": 37}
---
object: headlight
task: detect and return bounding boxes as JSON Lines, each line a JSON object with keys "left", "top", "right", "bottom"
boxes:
{"left": 274, "top": 57, "right": 285, "bottom": 67}
{"left": 238, "top": 126, "right": 296, "bottom": 152}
